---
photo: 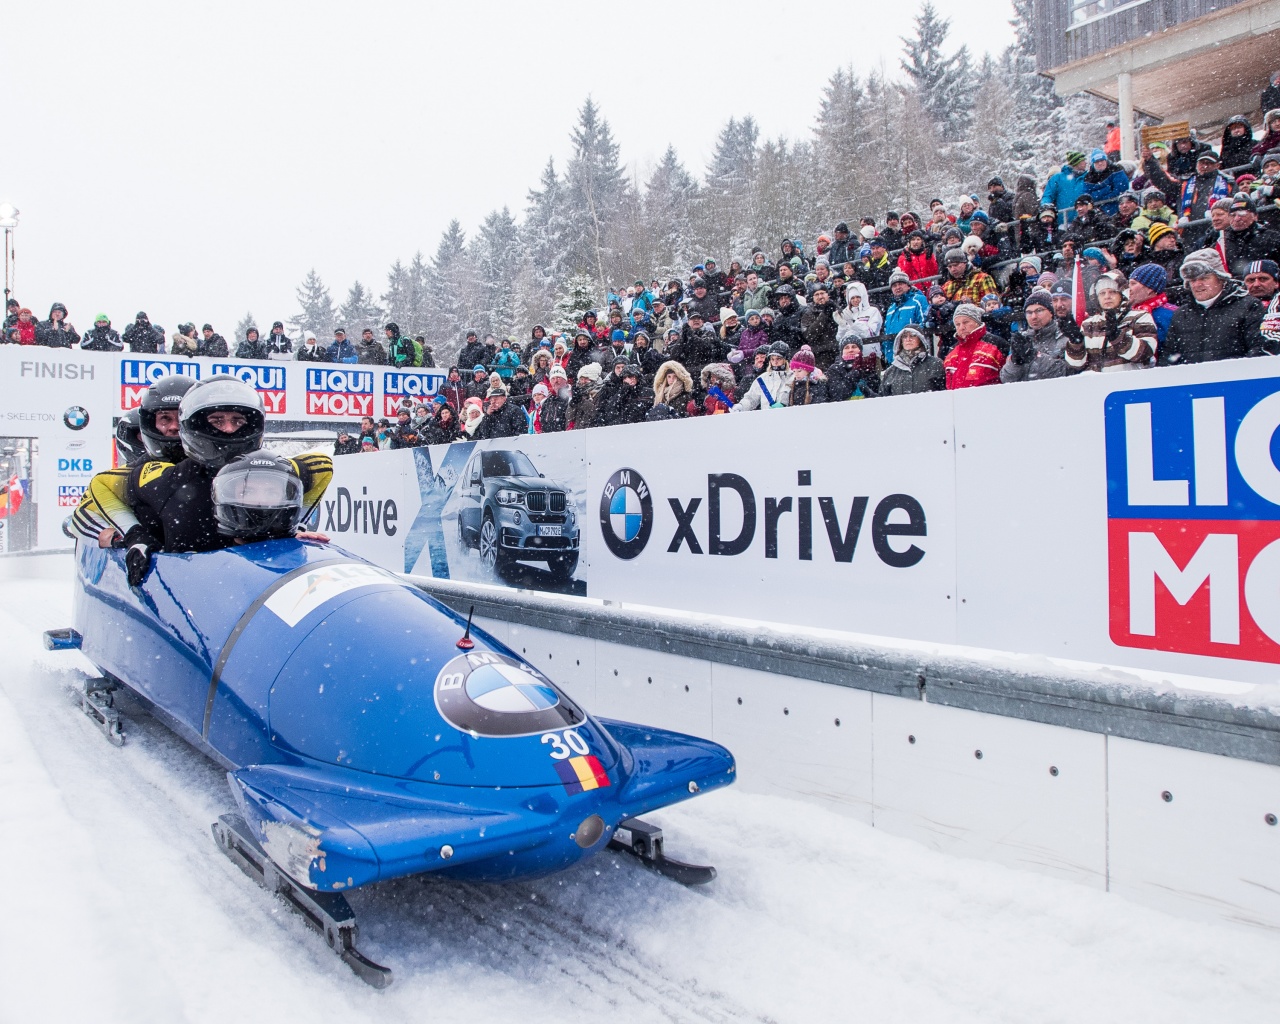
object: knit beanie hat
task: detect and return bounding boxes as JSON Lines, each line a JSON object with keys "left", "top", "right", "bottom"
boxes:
{"left": 1019, "top": 255, "right": 1042, "bottom": 275}
{"left": 1129, "top": 263, "right": 1169, "bottom": 293}
{"left": 789, "top": 346, "right": 816, "bottom": 372}
{"left": 1065, "top": 151, "right": 1086, "bottom": 166}
{"left": 1023, "top": 290, "right": 1054, "bottom": 314}
{"left": 888, "top": 269, "right": 910, "bottom": 286}
{"left": 94, "top": 313, "right": 110, "bottom": 324}
{"left": 576, "top": 362, "right": 602, "bottom": 382}
{"left": 953, "top": 302, "right": 985, "bottom": 324}
{"left": 1037, "top": 271, "right": 1059, "bottom": 289}
{"left": 1081, "top": 247, "right": 1108, "bottom": 265}
{"left": 1146, "top": 222, "right": 1175, "bottom": 245}
{"left": 1247, "top": 259, "right": 1280, "bottom": 281}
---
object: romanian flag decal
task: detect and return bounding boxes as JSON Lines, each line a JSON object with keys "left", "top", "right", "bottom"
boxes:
{"left": 555, "top": 755, "right": 611, "bottom": 794}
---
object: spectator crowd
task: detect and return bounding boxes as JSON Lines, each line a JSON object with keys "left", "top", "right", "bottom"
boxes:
{"left": 7, "top": 111, "right": 1280, "bottom": 454}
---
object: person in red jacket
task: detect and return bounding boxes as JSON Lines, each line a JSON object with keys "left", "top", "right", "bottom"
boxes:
{"left": 12, "top": 308, "right": 37, "bottom": 345}
{"left": 944, "top": 303, "right": 1005, "bottom": 388}
{"left": 897, "top": 231, "right": 939, "bottom": 286}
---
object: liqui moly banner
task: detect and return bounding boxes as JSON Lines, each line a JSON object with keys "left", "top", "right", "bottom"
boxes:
{"left": 383, "top": 369, "right": 446, "bottom": 417}
{"left": 1105, "top": 377, "right": 1280, "bottom": 663}
{"left": 120, "top": 359, "right": 201, "bottom": 410}
{"left": 304, "top": 368, "right": 376, "bottom": 419}
{"left": 211, "top": 363, "right": 288, "bottom": 415}
{"left": 4, "top": 351, "right": 446, "bottom": 423}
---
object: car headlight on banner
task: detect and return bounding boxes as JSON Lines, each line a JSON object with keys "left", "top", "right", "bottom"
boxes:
{"left": 495, "top": 489, "right": 523, "bottom": 506}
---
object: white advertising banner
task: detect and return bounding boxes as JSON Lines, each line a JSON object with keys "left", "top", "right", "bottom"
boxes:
{"left": 326, "top": 359, "right": 1280, "bottom": 687}
{"left": 581, "top": 398, "right": 959, "bottom": 641}
{"left": 0, "top": 348, "right": 116, "bottom": 551}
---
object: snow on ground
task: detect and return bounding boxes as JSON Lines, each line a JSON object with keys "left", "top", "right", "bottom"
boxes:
{"left": 1, "top": 565, "right": 1277, "bottom": 1024}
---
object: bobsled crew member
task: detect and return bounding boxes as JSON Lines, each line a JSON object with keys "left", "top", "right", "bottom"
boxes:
{"left": 211, "top": 452, "right": 312, "bottom": 544}
{"left": 71, "top": 374, "right": 195, "bottom": 549}
{"left": 72, "top": 375, "right": 332, "bottom": 585}
{"left": 113, "top": 410, "right": 146, "bottom": 466}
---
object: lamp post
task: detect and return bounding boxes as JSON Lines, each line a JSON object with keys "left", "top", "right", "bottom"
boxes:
{"left": 0, "top": 203, "right": 19, "bottom": 307}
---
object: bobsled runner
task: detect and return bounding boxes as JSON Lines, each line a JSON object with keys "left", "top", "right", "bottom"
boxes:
{"left": 47, "top": 541, "right": 735, "bottom": 987}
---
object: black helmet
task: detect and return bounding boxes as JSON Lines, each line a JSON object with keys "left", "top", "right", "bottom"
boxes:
{"left": 138, "top": 374, "right": 197, "bottom": 462}
{"left": 178, "top": 375, "right": 266, "bottom": 469}
{"left": 114, "top": 410, "right": 145, "bottom": 466}
{"left": 211, "top": 452, "right": 304, "bottom": 542}
{"left": 768, "top": 341, "right": 791, "bottom": 358}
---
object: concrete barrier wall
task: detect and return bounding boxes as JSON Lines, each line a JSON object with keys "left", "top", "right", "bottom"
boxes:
{"left": 412, "top": 576, "right": 1280, "bottom": 931}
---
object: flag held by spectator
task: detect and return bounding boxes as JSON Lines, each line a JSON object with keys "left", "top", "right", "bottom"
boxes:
{"left": 1071, "top": 258, "right": 1088, "bottom": 325}
{"left": 0, "top": 476, "right": 24, "bottom": 518}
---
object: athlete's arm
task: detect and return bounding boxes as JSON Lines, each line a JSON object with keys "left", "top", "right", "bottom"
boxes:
{"left": 70, "top": 467, "right": 139, "bottom": 546}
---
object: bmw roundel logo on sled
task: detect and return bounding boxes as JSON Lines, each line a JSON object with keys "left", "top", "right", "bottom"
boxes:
{"left": 599, "top": 468, "right": 653, "bottom": 559}
{"left": 63, "top": 405, "right": 90, "bottom": 430}
{"left": 434, "top": 650, "right": 586, "bottom": 737}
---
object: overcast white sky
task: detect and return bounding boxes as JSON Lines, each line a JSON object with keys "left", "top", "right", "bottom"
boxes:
{"left": 6, "top": 0, "right": 1014, "bottom": 339}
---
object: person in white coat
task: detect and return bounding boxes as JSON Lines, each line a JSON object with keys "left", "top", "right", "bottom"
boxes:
{"left": 835, "top": 281, "right": 885, "bottom": 361}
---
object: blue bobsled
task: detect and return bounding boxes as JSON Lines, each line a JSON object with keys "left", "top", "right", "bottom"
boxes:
{"left": 55, "top": 540, "right": 735, "bottom": 985}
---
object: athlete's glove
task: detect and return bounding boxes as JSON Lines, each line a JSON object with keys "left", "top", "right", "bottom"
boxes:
{"left": 122, "top": 527, "right": 157, "bottom": 588}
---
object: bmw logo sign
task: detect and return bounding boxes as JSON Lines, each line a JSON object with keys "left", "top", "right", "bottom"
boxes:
{"left": 599, "top": 468, "right": 652, "bottom": 560}
{"left": 63, "top": 406, "right": 90, "bottom": 430}
{"left": 435, "top": 651, "right": 585, "bottom": 738}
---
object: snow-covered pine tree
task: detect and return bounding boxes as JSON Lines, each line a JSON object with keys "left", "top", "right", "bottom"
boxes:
{"left": 233, "top": 311, "right": 257, "bottom": 344}
{"left": 404, "top": 251, "right": 431, "bottom": 338}
{"left": 1001, "top": 0, "right": 1064, "bottom": 174}
{"left": 812, "top": 67, "right": 868, "bottom": 228}
{"left": 337, "top": 281, "right": 382, "bottom": 338}
{"left": 900, "top": 3, "right": 978, "bottom": 141}
{"left": 380, "top": 260, "right": 411, "bottom": 332}
{"left": 424, "top": 220, "right": 475, "bottom": 362}
{"left": 698, "top": 117, "right": 760, "bottom": 263}
{"left": 291, "top": 269, "right": 336, "bottom": 340}
{"left": 639, "top": 146, "right": 698, "bottom": 280}
{"left": 522, "top": 157, "right": 568, "bottom": 306}
{"left": 562, "top": 98, "right": 629, "bottom": 294}
{"left": 549, "top": 273, "right": 599, "bottom": 333}
{"left": 471, "top": 207, "right": 519, "bottom": 339}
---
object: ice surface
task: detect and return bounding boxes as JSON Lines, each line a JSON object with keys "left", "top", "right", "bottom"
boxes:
{"left": 1, "top": 570, "right": 1277, "bottom": 1023}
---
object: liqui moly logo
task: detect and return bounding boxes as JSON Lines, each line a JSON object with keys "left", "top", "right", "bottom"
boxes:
{"left": 306, "top": 368, "right": 374, "bottom": 418}
{"left": 1106, "top": 377, "right": 1280, "bottom": 664}
{"left": 383, "top": 370, "right": 446, "bottom": 416}
{"left": 120, "top": 360, "right": 200, "bottom": 410}
{"left": 211, "top": 363, "right": 288, "bottom": 415}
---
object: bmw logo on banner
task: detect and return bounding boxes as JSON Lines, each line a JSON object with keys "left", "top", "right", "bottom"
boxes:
{"left": 63, "top": 406, "right": 90, "bottom": 430}
{"left": 434, "top": 651, "right": 585, "bottom": 737}
{"left": 599, "top": 468, "right": 652, "bottom": 559}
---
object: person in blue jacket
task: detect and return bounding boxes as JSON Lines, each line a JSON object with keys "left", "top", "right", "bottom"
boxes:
{"left": 882, "top": 270, "right": 929, "bottom": 337}
{"left": 1083, "top": 148, "right": 1131, "bottom": 218}
{"left": 1042, "top": 152, "right": 1088, "bottom": 225}
{"left": 328, "top": 329, "right": 359, "bottom": 363}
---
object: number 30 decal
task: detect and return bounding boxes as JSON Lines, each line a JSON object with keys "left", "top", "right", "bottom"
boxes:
{"left": 541, "top": 728, "right": 590, "bottom": 759}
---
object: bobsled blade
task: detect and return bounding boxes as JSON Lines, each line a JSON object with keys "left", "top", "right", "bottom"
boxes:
{"left": 80, "top": 679, "right": 125, "bottom": 747}
{"left": 211, "top": 813, "right": 393, "bottom": 989}
{"left": 42, "top": 627, "right": 82, "bottom": 651}
{"left": 608, "top": 817, "right": 717, "bottom": 886}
